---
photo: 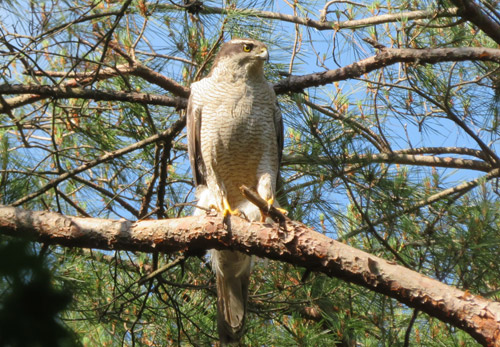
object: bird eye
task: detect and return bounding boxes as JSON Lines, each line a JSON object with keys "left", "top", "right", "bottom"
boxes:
{"left": 242, "top": 44, "right": 253, "bottom": 52}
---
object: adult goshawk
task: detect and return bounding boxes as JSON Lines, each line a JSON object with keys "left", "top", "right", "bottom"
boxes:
{"left": 187, "top": 38, "right": 283, "bottom": 343}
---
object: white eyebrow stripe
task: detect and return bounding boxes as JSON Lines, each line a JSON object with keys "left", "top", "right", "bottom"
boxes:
{"left": 229, "top": 39, "right": 255, "bottom": 44}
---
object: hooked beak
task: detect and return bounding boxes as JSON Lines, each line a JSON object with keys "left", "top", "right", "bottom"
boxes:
{"left": 256, "top": 47, "right": 269, "bottom": 61}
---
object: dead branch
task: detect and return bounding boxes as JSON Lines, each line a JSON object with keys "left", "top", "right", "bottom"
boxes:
{"left": 0, "top": 205, "right": 498, "bottom": 346}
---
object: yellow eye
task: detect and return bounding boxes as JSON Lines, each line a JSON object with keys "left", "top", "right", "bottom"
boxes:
{"left": 243, "top": 44, "right": 252, "bottom": 52}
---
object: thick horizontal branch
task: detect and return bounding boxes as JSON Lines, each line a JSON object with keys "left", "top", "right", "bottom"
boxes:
{"left": 0, "top": 206, "right": 499, "bottom": 346}
{"left": 275, "top": 46, "right": 500, "bottom": 93}
{"left": 0, "top": 84, "right": 187, "bottom": 112}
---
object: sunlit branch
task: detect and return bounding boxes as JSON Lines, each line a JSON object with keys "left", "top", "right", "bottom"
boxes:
{"left": 283, "top": 152, "right": 492, "bottom": 172}
{"left": 353, "top": 153, "right": 491, "bottom": 172}
{"left": 274, "top": 46, "right": 500, "bottom": 94}
{"left": 29, "top": 63, "right": 190, "bottom": 97}
{"left": 393, "top": 147, "right": 487, "bottom": 160}
{"left": 0, "top": 205, "right": 499, "bottom": 346}
{"left": 0, "top": 94, "right": 46, "bottom": 114}
{"left": 156, "top": 4, "right": 459, "bottom": 31}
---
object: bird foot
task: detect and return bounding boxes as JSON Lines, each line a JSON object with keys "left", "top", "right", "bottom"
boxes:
{"left": 260, "top": 197, "right": 288, "bottom": 222}
{"left": 275, "top": 207, "right": 288, "bottom": 215}
{"left": 222, "top": 198, "right": 240, "bottom": 217}
{"left": 221, "top": 198, "right": 240, "bottom": 231}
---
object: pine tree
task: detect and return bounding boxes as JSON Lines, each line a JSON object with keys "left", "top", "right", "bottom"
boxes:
{"left": 1, "top": 0, "right": 499, "bottom": 345}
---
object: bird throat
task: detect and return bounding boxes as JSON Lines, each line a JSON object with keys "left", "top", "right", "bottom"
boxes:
{"left": 213, "top": 59, "right": 265, "bottom": 83}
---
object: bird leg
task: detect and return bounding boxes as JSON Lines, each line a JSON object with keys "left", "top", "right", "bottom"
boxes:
{"left": 223, "top": 197, "right": 239, "bottom": 217}
{"left": 221, "top": 197, "right": 240, "bottom": 230}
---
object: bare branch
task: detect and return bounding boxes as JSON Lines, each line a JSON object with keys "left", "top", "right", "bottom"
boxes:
{"left": 0, "top": 205, "right": 499, "bottom": 346}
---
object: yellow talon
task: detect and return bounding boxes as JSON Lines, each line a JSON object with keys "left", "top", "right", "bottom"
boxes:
{"left": 223, "top": 198, "right": 239, "bottom": 216}
{"left": 267, "top": 197, "right": 274, "bottom": 207}
{"left": 276, "top": 207, "right": 288, "bottom": 215}
{"left": 266, "top": 197, "right": 288, "bottom": 215}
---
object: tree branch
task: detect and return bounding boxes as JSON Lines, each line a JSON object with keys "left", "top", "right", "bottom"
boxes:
{"left": 0, "top": 85, "right": 187, "bottom": 112}
{"left": 450, "top": 0, "right": 500, "bottom": 45}
{"left": 29, "top": 63, "right": 190, "bottom": 98}
{"left": 274, "top": 46, "right": 500, "bottom": 94}
{"left": 283, "top": 152, "right": 492, "bottom": 172}
{"left": 0, "top": 205, "right": 499, "bottom": 346}
{"left": 157, "top": 4, "right": 459, "bottom": 31}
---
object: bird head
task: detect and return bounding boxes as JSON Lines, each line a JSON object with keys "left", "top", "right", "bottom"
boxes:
{"left": 209, "top": 38, "right": 269, "bottom": 78}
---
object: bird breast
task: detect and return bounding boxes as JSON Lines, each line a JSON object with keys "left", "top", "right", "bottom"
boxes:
{"left": 199, "top": 79, "right": 277, "bottom": 202}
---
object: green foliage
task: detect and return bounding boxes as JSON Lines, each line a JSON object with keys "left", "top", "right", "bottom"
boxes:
{"left": 0, "top": 240, "right": 78, "bottom": 346}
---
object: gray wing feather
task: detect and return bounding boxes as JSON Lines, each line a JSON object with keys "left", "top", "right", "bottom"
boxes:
{"left": 186, "top": 91, "right": 206, "bottom": 187}
{"left": 274, "top": 101, "right": 284, "bottom": 168}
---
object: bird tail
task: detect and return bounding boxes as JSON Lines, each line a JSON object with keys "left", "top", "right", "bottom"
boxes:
{"left": 211, "top": 250, "right": 251, "bottom": 345}
{"left": 194, "top": 187, "right": 257, "bottom": 344}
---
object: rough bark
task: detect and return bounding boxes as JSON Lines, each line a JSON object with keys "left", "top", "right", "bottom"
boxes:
{"left": 0, "top": 206, "right": 499, "bottom": 346}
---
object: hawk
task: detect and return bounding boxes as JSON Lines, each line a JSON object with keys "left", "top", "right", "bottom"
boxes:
{"left": 187, "top": 38, "right": 283, "bottom": 343}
